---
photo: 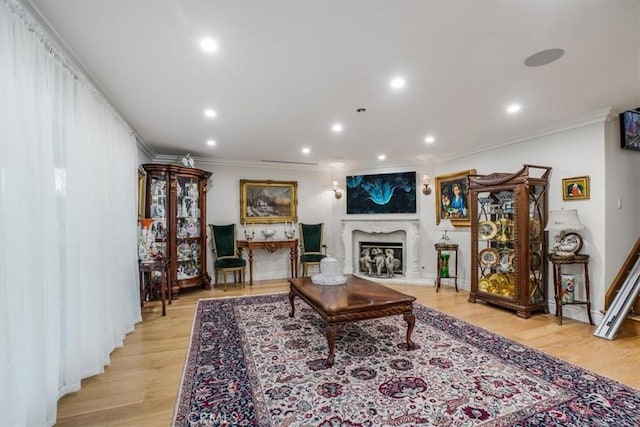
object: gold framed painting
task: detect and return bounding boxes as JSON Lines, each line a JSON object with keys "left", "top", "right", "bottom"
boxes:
{"left": 435, "top": 169, "right": 476, "bottom": 227}
{"left": 240, "top": 179, "right": 298, "bottom": 224}
{"left": 137, "top": 165, "right": 146, "bottom": 218}
{"left": 562, "top": 176, "right": 590, "bottom": 201}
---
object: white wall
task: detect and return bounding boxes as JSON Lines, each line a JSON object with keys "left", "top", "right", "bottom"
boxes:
{"left": 440, "top": 122, "right": 608, "bottom": 322}
{"left": 137, "top": 145, "right": 152, "bottom": 164}
{"left": 604, "top": 114, "right": 640, "bottom": 297}
{"left": 402, "top": 115, "right": 640, "bottom": 321}
{"left": 323, "top": 113, "right": 639, "bottom": 323}
{"left": 199, "top": 163, "right": 333, "bottom": 281}
{"left": 141, "top": 112, "right": 639, "bottom": 324}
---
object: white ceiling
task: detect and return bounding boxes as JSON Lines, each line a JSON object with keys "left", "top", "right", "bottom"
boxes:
{"left": 28, "top": 0, "right": 640, "bottom": 169}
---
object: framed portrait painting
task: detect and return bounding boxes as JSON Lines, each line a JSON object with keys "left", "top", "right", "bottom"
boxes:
{"left": 240, "top": 179, "right": 298, "bottom": 224}
{"left": 435, "top": 169, "right": 476, "bottom": 227}
{"left": 562, "top": 176, "right": 590, "bottom": 201}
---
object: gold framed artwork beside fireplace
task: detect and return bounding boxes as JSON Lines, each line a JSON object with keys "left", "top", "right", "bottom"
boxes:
{"left": 434, "top": 169, "right": 476, "bottom": 227}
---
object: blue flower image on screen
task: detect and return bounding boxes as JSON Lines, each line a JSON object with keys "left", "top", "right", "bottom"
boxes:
{"left": 346, "top": 171, "right": 416, "bottom": 214}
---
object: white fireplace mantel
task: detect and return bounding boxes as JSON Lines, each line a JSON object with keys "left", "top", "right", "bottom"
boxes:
{"left": 341, "top": 218, "right": 420, "bottom": 279}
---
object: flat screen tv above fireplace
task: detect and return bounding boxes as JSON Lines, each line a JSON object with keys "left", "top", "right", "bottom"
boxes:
{"left": 345, "top": 171, "right": 417, "bottom": 214}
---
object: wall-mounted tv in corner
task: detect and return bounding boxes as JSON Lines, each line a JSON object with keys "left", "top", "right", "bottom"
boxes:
{"left": 620, "top": 108, "right": 640, "bottom": 151}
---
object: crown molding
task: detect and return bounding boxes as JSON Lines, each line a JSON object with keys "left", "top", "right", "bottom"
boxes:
{"left": 150, "top": 107, "right": 615, "bottom": 171}
{"left": 433, "top": 107, "right": 616, "bottom": 166}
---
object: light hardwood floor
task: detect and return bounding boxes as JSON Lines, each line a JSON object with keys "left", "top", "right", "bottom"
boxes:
{"left": 56, "top": 280, "right": 640, "bottom": 426}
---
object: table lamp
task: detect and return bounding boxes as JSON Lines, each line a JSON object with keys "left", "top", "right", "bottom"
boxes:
{"left": 436, "top": 218, "right": 456, "bottom": 243}
{"left": 544, "top": 209, "right": 584, "bottom": 256}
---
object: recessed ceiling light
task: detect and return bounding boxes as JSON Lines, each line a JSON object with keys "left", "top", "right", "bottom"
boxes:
{"left": 301, "top": 147, "right": 310, "bottom": 154}
{"left": 425, "top": 136, "right": 435, "bottom": 144}
{"left": 524, "top": 48, "right": 565, "bottom": 67}
{"left": 378, "top": 154, "right": 386, "bottom": 160}
{"left": 206, "top": 139, "right": 216, "bottom": 146}
{"left": 331, "top": 123, "right": 343, "bottom": 133}
{"left": 329, "top": 162, "right": 345, "bottom": 168}
{"left": 390, "top": 77, "right": 406, "bottom": 90}
{"left": 204, "top": 109, "right": 217, "bottom": 118}
{"left": 200, "top": 38, "right": 219, "bottom": 53}
{"left": 506, "top": 104, "right": 521, "bottom": 114}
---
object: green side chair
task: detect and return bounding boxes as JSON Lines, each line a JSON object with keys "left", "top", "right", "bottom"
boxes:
{"left": 299, "top": 223, "right": 327, "bottom": 276}
{"left": 209, "top": 224, "right": 246, "bottom": 291}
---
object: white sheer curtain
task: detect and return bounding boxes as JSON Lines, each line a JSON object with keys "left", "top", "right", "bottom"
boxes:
{"left": 0, "top": 1, "right": 141, "bottom": 425}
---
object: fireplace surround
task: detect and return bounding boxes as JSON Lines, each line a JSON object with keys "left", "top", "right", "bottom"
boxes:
{"left": 341, "top": 218, "right": 420, "bottom": 280}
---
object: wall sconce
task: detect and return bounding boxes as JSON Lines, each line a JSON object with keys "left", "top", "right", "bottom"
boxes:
{"left": 422, "top": 174, "right": 432, "bottom": 195}
{"left": 331, "top": 180, "right": 343, "bottom": 199}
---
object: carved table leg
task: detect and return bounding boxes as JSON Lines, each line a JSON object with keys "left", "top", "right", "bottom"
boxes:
{"left": 289, "top": 247, "right": 295, "bottom": 278}
{"left": 325, "top": 324, "right": 340, "bottom": 366}
{"left": 248, "top": 249, "right": 254, "bottom": 285}
{"left": 288, "top": 290, "right": 295, "bottom": 318}
{"left": 584, "top": 264, "right": 594, "bottom": 325}
{"left": 404, "top": 312, "right": 416, "bottom": 350}
{"left": 160, "top": 270, "right": 166, "bottom": 317}
{"left": 202, "top": 273, "right": 212, "bottom": 290}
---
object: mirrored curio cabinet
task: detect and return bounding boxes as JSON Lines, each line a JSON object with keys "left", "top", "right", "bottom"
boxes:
{"left": 468, "top": 165, "right": 551, "bottom": 318}
{"left": 142, "top": 164, "right": 212, "bottom": 297}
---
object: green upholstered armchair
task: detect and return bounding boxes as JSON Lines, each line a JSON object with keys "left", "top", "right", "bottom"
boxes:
{"left": 209, "top": 224, "right": 246, "bottom": 291}
{"left": 298, "top": 223, "right": 327, "bottom": 276}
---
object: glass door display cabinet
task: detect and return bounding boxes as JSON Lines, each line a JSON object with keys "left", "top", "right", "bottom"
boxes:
{"left": 468, "top": 165, "right": 551, "bottom": 318}
{"left": 142, "top": 164, "right": 212, "bottom": 297}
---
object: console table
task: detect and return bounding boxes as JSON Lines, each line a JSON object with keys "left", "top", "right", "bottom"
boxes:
{"left": 237, "top": 239, "right": 298, "bottom": 285}
{"left": 139, "top": 259, "right": 170, "bottom": 316}
{"left": 549, "top": 253, "right": 593, "bottom": 325}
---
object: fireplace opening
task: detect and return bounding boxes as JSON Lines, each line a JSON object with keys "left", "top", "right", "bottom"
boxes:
{"left": 358, "top": 241, "right": 403, "bottom": 278}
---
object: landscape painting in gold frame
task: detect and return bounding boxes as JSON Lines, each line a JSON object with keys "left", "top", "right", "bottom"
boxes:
{"left": 240, "top": 179, "right": 298, "bottom": 224}
{"left": 434, "top": 169, "right": 476, "bottom": 227}
{"left": 562, "top": 176, "right": 590, "bottom": 201}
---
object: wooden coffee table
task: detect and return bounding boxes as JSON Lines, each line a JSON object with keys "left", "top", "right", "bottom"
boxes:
{"left": 288, "top": 274, "right": 416, "bottom": 366}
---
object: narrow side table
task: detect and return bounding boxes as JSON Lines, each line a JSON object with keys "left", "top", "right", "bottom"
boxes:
{"left": 139, "top": 259, "right": 170, "bottom": 317}
{"left": 549, "top": 253, "right": 593, "bottom": 325}
{"left": 435, "top": 243, "right": 458, "bottom": 292}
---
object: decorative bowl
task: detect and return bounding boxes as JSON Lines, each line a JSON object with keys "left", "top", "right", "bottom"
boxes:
{"left": 261, "top": 228, "right": 277, "bottom": 239}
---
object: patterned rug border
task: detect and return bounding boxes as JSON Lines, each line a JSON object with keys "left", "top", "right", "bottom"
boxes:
{"left": 173, "top": 292, "right": 640, "bottom": 426}
{"left": 171, "top": 292, "right": 290, "bottom": 426}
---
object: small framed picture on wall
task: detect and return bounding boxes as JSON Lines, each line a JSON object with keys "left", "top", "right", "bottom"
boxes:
{"left": 562, "top": 176, "right": 590, "bottom": 201}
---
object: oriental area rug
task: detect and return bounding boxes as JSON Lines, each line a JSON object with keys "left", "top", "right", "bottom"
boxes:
{"left": 173, "top": 293, "right": 640, "bottom": 426}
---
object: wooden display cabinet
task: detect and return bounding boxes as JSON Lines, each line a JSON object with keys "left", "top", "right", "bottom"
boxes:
{"left": 142, "top": 164, "right": 212, "bottom": 297}
{"left": 468, "top": 165, "right": 551, "bottom": 318}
